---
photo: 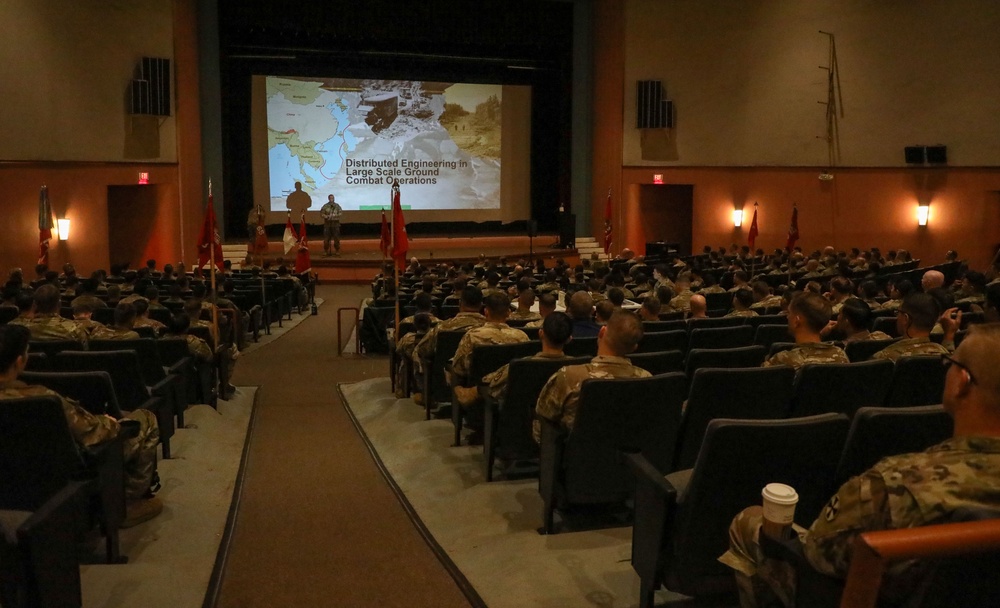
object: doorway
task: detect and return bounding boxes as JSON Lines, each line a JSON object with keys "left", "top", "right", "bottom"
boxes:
{"left": 107, "top": 185, "right": 161, "bottom": 269}
{"left": 638, "top": 184, "right": 693, "bottom": 255}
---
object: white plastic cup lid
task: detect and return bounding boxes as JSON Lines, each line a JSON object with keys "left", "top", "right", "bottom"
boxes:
{"left": 761, "top": 482, "right": 799, "bottom": 506}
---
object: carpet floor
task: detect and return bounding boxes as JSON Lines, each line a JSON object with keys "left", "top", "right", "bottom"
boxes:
{"left": 212, "top": 284, "right": 470, "bottom": 607}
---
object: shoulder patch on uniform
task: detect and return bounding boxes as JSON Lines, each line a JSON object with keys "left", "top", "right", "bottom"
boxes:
{"left": 824, "top": 495, "right": 840, "bottom": 522}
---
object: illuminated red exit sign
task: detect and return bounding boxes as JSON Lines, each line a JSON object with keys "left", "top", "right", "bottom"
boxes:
{"left": 138, "top": 172, "right": 149, "bottom": 185}
{"left": 653, "top": 174, "right": 663, "bottom": 184}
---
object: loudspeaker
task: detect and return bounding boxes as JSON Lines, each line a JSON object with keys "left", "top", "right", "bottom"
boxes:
{"left": 636, "top": 81, "right": 674, "bottom": 129}
{"left": 129, "top": 57, "right": 171, "bottom": 116}
{"left": 558, "top": 213, "right": 576, "bottom": 248}
{"left": 926, "top": 145, "right": 947, "bottom": 164}
{"left": 527, "top": 219, "right": 538, "bottom": 238}
{"left": 904, "top": 146, "right": 926, "bottom": 164}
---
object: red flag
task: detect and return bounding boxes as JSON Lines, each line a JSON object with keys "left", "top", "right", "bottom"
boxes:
{"left": 295, "top": 213, "right": 311, "bottom": 274}
{"left": 38, "top": 186, "right": 53, "bottom": 266}
{"left": 197, "top": 195, "right": 224, "bottom": 271}
{"left": 747, "top": 203, "right": 759, "bottom": 250}
{"left": 252, "top": 206, "right": 269, "bottom": 255}
{"left": 603, "top": 189, "right": 613, "bottom": 254}
{"left": 785, "top": 205, "right": 799, "bottom": 251}
{"left": 379, "top": 209, "right": 390, "bottom": 257}
{"left": 391, "top": 185, "right": 409, "bottom": 270}
{"left": 283, "top": 213, "right": 297, "bottom": 254}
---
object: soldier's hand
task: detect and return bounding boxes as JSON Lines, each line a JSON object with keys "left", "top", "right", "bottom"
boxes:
{"left": 939, "top": 307, "right": 962, "bottom": 337}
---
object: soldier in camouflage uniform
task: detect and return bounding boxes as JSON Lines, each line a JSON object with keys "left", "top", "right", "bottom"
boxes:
{"left": 23, "top": 284, "right": 88, "bottom": 345}
{"left": 830, "top": 298, "right": 893, "bottom": 344}
{"left": 450, "top": 292, "right": 529, "bottom": 389}
{"left": 0, "top": 324, "right": 162, "bottom": 526}
{"left": 483, "top": 311, "right": 574, "bottom": 404}
{"left": 398, "top": 292, "right": 440, "bottom": 328}
{"left": 725, "top": 288, "right": 759, "bottom": 318}
{"left": 665, "top": 277, "right": 695, "bottom": 314}
{"left": 749, "top": 281, "right": 783, "bottom": 311}
{"left": 509, "top": 287, "right": 542, "bottom": 323}
{"left": 763, "top": 292, "right": 848, "bottom": 370}
{"left": 534, "top": 310, "right": 651, "bottom": 442}
{"left": 133, "top": 298, "right": 167, "bottom": 335}
{"left": 720, "top": 322, "right": 1000, "bottom": 607}
{"left": 872, "top": 293, "right": 956, "bottom": 362}
{"left": 411, "top": 286, "right": 486, "bottom": 405}
{"left": 72, "top": 300, "right": 108, "bottom": 338}
{"left": 524, "top": 292, "right": 557, "bottom": 329}
{"left": 91, "top": 302, "right": 141, "bottom": 341}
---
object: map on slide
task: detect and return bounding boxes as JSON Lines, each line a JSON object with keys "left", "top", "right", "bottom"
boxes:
{"left": 266, "top": 76, "right": 502, "bottom": 213}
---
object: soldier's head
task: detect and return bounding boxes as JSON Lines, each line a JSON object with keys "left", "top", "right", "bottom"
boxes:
{"left": 184, "top": 298, "right": 203, "bottom": 319}
{"left": 985, "top": 283, "right": 1000, "bottom": 323}
{"left": 567, "top": 291, "right": 594, "bottom": 322}
{"left": 689, "top": 294, "right": 707, "bottom": 318}
{"left": 942, "top": 322, "right": 1000, "bottom": 422}
{"left": 640, "top": 296, "right": 661, "bottom": 321}
{"left": 733, "top": 288, "right": 754, "bottom": 310}
{"left": 413, "top": 292, "right": 434, "bottom": 313}
{"left": 787, "top": 291, "right": 833, "bottom": 339}
{"left": 607, "top": 287, "right": 625, "bottom": 307}
{"left": 595, "top": 300, "right": 615, "bottom": 324}
{"left": 517, "top": 288, "right": 535, "bottom": 310}
{"left": 599, "top": 310, "right": 644, "bottom": 357}
{"left": 837, "top": 298, "right": 872, "bottom": 335}
{"left": 898, "top": 293, "right": 941, "bottom": 337}
{"left": 540, "top": 311, "right": 573, "bottom": 351}
{"left": 413, "top": 312, "right": 432, "bottom": 334}
{"left": 0, "top": 324, "right": 31, "bottom": 374}
{"left": 169, "top": 312, "right": 191, "bottom": 335}
{"left": 133, "top": 298, "right": 150, "bottom": 318}
{"left": 114, "top": 302, "right": 137, "bottom": 329}
{"left": 72, "top": 300, "right": 95, "bottom": 319}
{"left": 483, "top": 292, "right": 511, "bottom": 322}
{"left": 328, "top": 194, "right": 335, "bottom": 203}
{"left": 459, "top": 286, "right": 483, "bottom": 312}
{"left": 921, "top": 269, "right": 945, "bottom": 291}
{"left": 33, "top": 284, "right": 61, "bottom": 314}
{"left": 537, "top": 293, "right": 557, "bottom": 318}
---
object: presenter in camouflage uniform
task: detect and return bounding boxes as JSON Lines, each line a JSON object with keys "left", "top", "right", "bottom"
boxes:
{"left": 762, "top": 292, "right": 848, "bottom": 370}
{"left": 720, "top": 322, "right": 1000, "bottom": 607}
{"left": 0, "top": 324, "right": 162, "bottom": 527}
{"left": 320, "top": 194, "right": 343, "bottom": 256}
{"left": 534, "top": 309, "right": 651, "bottom": 442}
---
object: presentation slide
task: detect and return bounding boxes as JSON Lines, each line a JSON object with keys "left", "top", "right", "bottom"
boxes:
{"left": 266, "top": 76, "right": 502, "bottom": 213}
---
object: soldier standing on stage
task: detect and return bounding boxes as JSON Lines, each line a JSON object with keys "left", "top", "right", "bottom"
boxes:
{"left": 321, "top": 194, "right": 343, "bottom": 257}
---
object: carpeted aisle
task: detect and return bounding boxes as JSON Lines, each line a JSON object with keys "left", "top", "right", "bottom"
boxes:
{"left": 213, "top": 284, "right": 471, "bottom": 608}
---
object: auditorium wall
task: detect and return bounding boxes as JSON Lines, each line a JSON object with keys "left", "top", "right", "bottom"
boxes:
{"left": 593, "top": 0, "right": 1000, "bottom": 270}
{"left": 0, "top": 0, "right": 204, "bottom": 274}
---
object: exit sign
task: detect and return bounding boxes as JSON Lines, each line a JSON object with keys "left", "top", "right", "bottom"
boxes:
{"left": 653, "top": 174, "right": 663, "bottom": 184}
{"left": 138, "top": 172, "right": 149, "bottom": 185}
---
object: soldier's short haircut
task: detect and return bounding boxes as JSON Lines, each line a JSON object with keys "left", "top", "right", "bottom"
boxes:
{"left": 859, "top": 280, "right": 880, "bottom": 300}
{"left": 15, "top": 290, "right": 34, "bottom": 313}
{"left": 733, "top": 288, "right": 754, "bottom": 309}
{"left": 607, "top": 287, "right": 625, "bottom": 306}
{"left": 33, "top": 284, "right": 61, "bottom": 314}
{"left": 145, "top": 286, "right": 160, "bottom": 300}
{"left": 72, "top": 300, "right": 95, "bottom": 315}
{"left": 542, "top": 311, "right": 573, "bottom": 347}
{"left": 642, "top": 296, "right": 661, "bottom": 316}
{"left": 595, "top": 300, "right": 615, "bottom": 323}
{"left": 0, "top": 324, "right": 30, "bottom": 370}
{"left": 517, "top": 278, "right": 531, "bottom": 293}
{"left": 789, "top": 291, "right": 833, "bottom": 333}
{"left": 734, "top": 270, "right": 749, "bottom": 283}
{"left": 519, "top": 288, "right": 536, "bottom": 306}
{"left": 840, "top": 297, "right": 872, "bottom": 330}
{"left": 830, "top": 277, "right": 854, "bottom": 295}
{"left": 133, "top": 298, "right": 150, "bottom": 316}
{"left": 460, "top": 286, "right": 483, "bottom": 309}
{"left": 893, "top": 279, "right": 914, "bottom": 298}
{"left": 413, "top": 291, "right": 434, "bottom": 312}
{"left": 184, "top": 299, "right": 203, "bottom": 317}
{"left": 413, "top": 312, "right": 432, "bottom": 333}
{"left": 568, "top": 291, "right": 595, "bottom": 321}
{"left": 965, "top": 271, "right": 987, "bottom": 292}
{"left": 604, "top": 309, "right": 644, "bottom": 356}
{"left": 900, "top": 293, "right": 941, "bottom": 331}
{"left": 483, "top": 292, "right": 511, "bottom": 317}
{"left": 114, "top": 302, "right": 137, "bottom": 327}
{"left": 170, "top": 312, "right": 191, "bottom": 334}
{"left": 537, "top": 293, "right": 557, "bottom": 311}
{"left": 655, "top": 285, "right": 673, "bottom": 303}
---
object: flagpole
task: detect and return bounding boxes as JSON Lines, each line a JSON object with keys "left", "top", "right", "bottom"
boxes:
{"left": 391, "top": 180, "right": 401, "bottom": 346}
{"left": 749, "top": 202, "right": 757, "bottom": 280}
{"left": 208, "top": 179, "right": 220, "bottom": 349}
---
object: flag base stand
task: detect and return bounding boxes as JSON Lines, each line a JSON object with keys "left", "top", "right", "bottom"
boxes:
{"left": 311, "top": 303, "right": 319, "bottom": 315}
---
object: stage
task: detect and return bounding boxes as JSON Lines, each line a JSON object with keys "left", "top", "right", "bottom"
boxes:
{"left": 228, "top": 234, "right": 581, "bottom": 283}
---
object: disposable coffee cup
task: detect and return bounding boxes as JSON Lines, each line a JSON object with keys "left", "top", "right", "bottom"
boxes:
{"left": 761, "top": 483, "right": 799, "bottom": 540}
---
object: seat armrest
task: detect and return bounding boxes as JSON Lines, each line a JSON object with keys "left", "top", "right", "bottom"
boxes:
{"left": 19, "top": 480, "right": 90, "bottom": 534}
{"left": 623, "top": 452, "right": 678, "bottom": 498}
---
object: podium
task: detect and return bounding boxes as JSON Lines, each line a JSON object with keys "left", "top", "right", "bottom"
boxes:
{"left": 558, "top": 213, "right": 576, "bottom": 248}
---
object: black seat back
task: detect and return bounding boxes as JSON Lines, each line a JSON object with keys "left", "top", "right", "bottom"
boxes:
{"left": 89, "top": 338, "right": 168, "bottom": 383}
{"left": 51, "top": 350, "right": 148, "bottom": 411}
{"left": 27, "top": 340, "right": 83, "bottom": 359}
{"left": 562, "top": 373, "right": 687, "bottom": 501}
{"left": 429, "top": 330, "right": 468, "bottom": 403}
{"left": 753, "top": 324, "right": 792, "bottom": 350}
{"left": 885, "top": 355, "right": 948, "bottom": 407}
{"left": 19, "top": 371, "right": 123, "bottom": 418}
{"left": 702, "top": 292, "right": 734, "bottom": 314}
{"left": 635, "top": 330, "right": 687, "bottom": 354}
{"left": 835, "top": 405, "right": 953, "bottom": 486}
{"left": 789, "top": 360, "right": 895, "bottom": 418}
{"left": 685, "top": 346, "right": 767, "bottom": 376}
{"left": 688, "top": 326, "right": 754, "bottom": 350}
{"left": 466, "top": 341, "right": 541, "bottom": 386}
{"left": 675, "top": 366, "right": 795, "bottom": 470}
{"left": 688, "top": 316, "right": 744, "bottom": 330}
{"left": 871, "top": 316, "right": 899, "bottom": 338}
{"left": 642, "top": 320, "right": 687, "bottom": 333}
{"left": 626, "top": 350, "right": 685, "bottom": 375}
{"left": 665, "top": 414, "right": 850, "bottom": 596}
{"left": 844, "top": 337, "right": 900, "bottom": 362}
{"left": 563, "top": 336, "right": 598, "bottom": 357}
{"left": 744, "top": 314, "right": 787, "bottom": 328}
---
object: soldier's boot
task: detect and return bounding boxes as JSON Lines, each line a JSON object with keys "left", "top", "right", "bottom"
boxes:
{"left": 122, "top": 496, "right": 164, "bottom": 529}
{"left": 454, "top": 385, "right": 479, "bottom": 408}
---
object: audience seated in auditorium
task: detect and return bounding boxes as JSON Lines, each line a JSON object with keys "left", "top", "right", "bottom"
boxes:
{"left": 482, "top": 311, "right": 574, "bottom": 407}
{"left": 450, "top": 292, "right": 529, "bottom": 390}
{"left": 534, "top": 309, "right": 650, "bottom": 442}
{"left": 725, "top": 289, "right": 758, "bottom": 318}
{"left": 639, "top": 296, "right": 661, "bottom": 322}
{"left": 720, "top": 322, "right": 1000, "bottom": 607}
{"left": 762, "top": 292, "right": 848, "bottom": 370}
{"left": 567, "top": 291, "right": 600, "bottom": 338}
{"left": 23, "top": 284, "right": 88, "bottom": 344}
{"left": 0, "top": 324, "right": 163, "bottom": 527}
{"left": 411, "top": 286, "right": 486, "bottom": 405}
{"left": 688, "top": 294, "right": 708, "bottom": 320}
{"left": 665, "top": 277, "right": 694, "bottom": 313}
{"left": 822, "top": 298, "right": 892, "bottom": 344}
{"left": 92, "top": 302, "right": 141, "bottom": 340}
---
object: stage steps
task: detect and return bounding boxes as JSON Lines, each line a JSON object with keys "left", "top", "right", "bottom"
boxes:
{"left": 222, "top": 244, "right": 248, "bottom": 268}
{"left": 575, "top": 236, "right": 607, "bottom": 259}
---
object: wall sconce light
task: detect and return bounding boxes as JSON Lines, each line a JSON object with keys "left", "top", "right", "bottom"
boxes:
{"left": 732, "top": 208, "right": 744, "bottom": 228}
{"left": 917, "top": 203, "right": 930, "bottom": 227}
{"left": 57, "top": 218, "right": 71, "bottom": 241}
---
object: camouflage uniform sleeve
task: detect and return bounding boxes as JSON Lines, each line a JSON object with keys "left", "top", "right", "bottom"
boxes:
{"left": 802, "top": 470, "right": 897, "bottom": 577}
{"left": 55, "top": 390, "right": 120, "bottom": 448}
{"left": 761, "top": 351, "right": 790, "bottom": 368}
{"left": 534, "top": 369, "right": 569, "bottom": 443}
{"left": 414, "top": 326, "right": 439, "bottom": 362}
{"left": 484, "top": 363, "right": 510, "bottom": 403}
{"left": 451, "top": 333, "right": 475, "bottom": 379}
{"left": 188, "top": 336, "right": 215, "bottom": 362}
